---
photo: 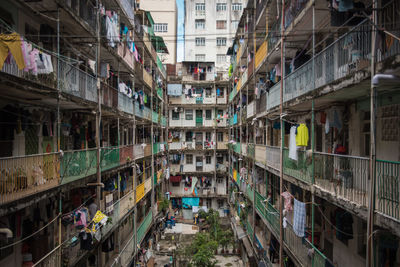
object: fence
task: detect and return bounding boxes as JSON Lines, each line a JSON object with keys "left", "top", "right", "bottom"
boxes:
{"left": 283, "top": 148, "right": 312, "bottom": 184}
{"left": 0, "top": 152, "right": 60, "bottom": 204}
{"left": 376, "top": 159, "right": 400, "bottom": 221}
{"left": 61, "top": 149, "right": 97, "bottom": 184}
{"left": 137, "top": 210, "right": 153, "bottom": 244}
{"left": 314, "top": 152, "right": 369, "bottom": 207}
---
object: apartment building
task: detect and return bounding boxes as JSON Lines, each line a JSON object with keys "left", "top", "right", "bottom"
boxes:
{"left": 140, "top": 0, "right": 178, "bottom": 64}
{"left": 0, "top": 1, "right": 168, "bottom": 266}
{"left": 227, "top": 0, "right": 400, "bottom": 266}
{"left": 184, "top": 0, "right": 245, "bottom": 73}
{"left": 167, "top": 62, "right": 230, "bottom": 218}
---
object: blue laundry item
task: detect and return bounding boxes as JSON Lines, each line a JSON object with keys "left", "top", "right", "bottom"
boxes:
{"left": 293, "top": 198, "right": 306, "bottom": 237}
{"left": 338, "top": 0, "right": 354, "bottom": 12}
{"left": 182, "top": 197, "right": 199, "bottom": 208}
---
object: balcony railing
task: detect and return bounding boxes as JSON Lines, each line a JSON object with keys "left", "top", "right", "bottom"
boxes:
{"left": 120, "top": 145, "right": 134, "bottom": 165}
{"left": 266, "top": 146, "right": 280, "bottom": 170}
{"left": 247, "top": 101, "right": 256, "bottom": 118}
{"left": 137, "top": 210, "right": 153, "bottom": 244}
{"left": 157, "top": 55, "right": 167, "bottom": 78}
{"left": 161, "top": 116, "right": 167, "bottom": 127}
{"left": 0, "top": 152, "right": 60, "bottom": 205}
{"left": 255, "top": 145, "right": 267, "bottom": 164}
{"left": 143, "top": 71, "right": 152, "bottom": 88}
{"left": 152, "top": 111, "right": 159, "bottom": 123}
{"left": 32, "top": 245, "right": 61, "bottom": 267}
{"left": 118, "top": 93, "right": 134, "bottom": 114}
{"left": 217, "top": 142, "right": 228, "bottom": 150}
{"left": 100, "top": 147, "right": 120, "bottom": 171}
{"left": 59, "top": 59, "right": 98, "bottom": 103}
{"left": 246, "top": 184, "right": 254, "bottom": 202}
{"left": 314, "top": 152, "right": 369, "bottom": 207}
{"left": 255, "top": 191, "right": 280, "bottom": 236}
{"left": 283, "top": 148, "right": 312, "bottom": 184}
{"left": 255, "top": 41, "right": 267, "bottom": 70}
{"left": 61, "top": 148, "right": 97, "bottom": 184}
{"left": 101, "top": 83, "right": 118, "bottom": 109}
{"left": 266, "top": 21, "right": 374, "bottom": 112}
{"left": 376, "top": 159, "right": 400, "bottom": 221}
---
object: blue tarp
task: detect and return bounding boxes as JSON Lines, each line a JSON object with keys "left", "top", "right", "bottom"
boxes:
{"left": 182, "top": 197, "right": 200, "bottom": 208}
{"left": 167, "top": 84, "right": 182, "bottom": 96}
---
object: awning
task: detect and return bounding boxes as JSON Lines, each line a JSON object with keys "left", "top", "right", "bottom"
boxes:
{"left": 170, "top": 175, "right": 182, "bottom": 183}
{"left": 145, "top": 11, "right": 154, "bottom": 26}
{"left": 182, "top": 197, "right": 199, "bottom": 208}
{"left": 151, "top": 35, "right": 169, "bottom": 54}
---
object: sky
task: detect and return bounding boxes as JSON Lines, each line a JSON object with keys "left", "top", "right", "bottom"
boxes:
{"left": 176, "top": 0, "right": 184, "bottom": 62}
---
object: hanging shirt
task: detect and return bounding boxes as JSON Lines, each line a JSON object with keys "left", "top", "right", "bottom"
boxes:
{"left": 295, "top": 124, "right": 309, "bottom": 146}
{"left": 289, "top": 126, "right": 298, "bottom": 160}
{"left": 293, "top": 198, "right": 306, "bottom": 237}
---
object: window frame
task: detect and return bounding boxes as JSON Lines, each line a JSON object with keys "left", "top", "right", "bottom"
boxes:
{"left": 195, "top": 37, "right": 206, "bottom": 46}
{"left": 217, "top": 54, "right": 226, "bottom": 63}
{"left": 216, "top": 37, "right": 227, "bottom": 46}
{"left": 195, "top": 19, "right": 205, "bottom": 29}
{"left": 172, "top": 110, "right": 180, "bottom": 120}
{"left": 195, "top": 54, "right": 206, "bottom": 61}
{"left": 185, "top": 109, "right": 193, "bottom": 120}
{"left": 232, "top": 3, "right": 242, "bottom": 11}
{"left": 205, "top": 110, "right": 212, "bottom": 120}
{"left": 216, "top": 3, "right": 227, "bottom": 11}
{"left": 154, "top": 23, "right": 168, "bottom": 33}
{"left": 206, "top": 155, "right": 212, "bottom": 164}
{"left": 186, "top": 154, "right": 193, "bottom": 164}
{"left": 216, "top": 20, "right": 227, "bottom": 29}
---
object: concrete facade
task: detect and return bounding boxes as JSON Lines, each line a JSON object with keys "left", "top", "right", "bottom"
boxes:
{"left": 140, "top": 0, "right": 178, "bottom": 64}
{"left": 183, "top": 0, "right": 244, "bottom": 72}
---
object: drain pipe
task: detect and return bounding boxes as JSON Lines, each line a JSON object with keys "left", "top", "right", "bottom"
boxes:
{"left": 0, "top": 228, "right": 13, "bottom": 238}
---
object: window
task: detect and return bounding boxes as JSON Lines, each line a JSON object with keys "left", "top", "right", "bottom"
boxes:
{"left": 185, "top": 109, "right": 193, "bottom": 120}
{"left": 206, "top": 132, "right": 211, "bottom": 140}
{"left": 195, "top": 54, "right": 205, "bottom": 61}
{"left": 186, "top": 154, "right": 193, "bottom": 164}
{"left": 231, "top": 20, "right": 239, "bottom": 29}
{"left": 217, "top": 156, "right": 223, "bottom": 164}
{"left": 217, "top": 199, "right": 224, "bottom": 208}
{"left": 195, "top": 19, "right": 205, "bottom": 29}
{"left": 195, "top": 37, "right": 205, "bottom": 46}
{"left": 217, "top": 87, "right": 225, "bottom": 97}
{"left": 217, "top": 54, "right": 226, "bottom": 63}
{"left": 217, "top": 109, "right": 224, "bottom": 117}
{"left": 186, "top": 131, "right": 193, "bottom": 142}
{"left": 172, "top": 110, "right": 179, "bottom": 120}
{"left": 172, "top": 182, "right": 180, "bottom": 186}
{"left": 217, "top": 178, "right": 224, "bottom": 183}
{"left": 217, "top": 132, "right": 223, "bottom": 141}
{"left": 195, "top": 3, "right": 205, "bottom": 15}
{"left": 232, "top": 3, "right": 242, "bottom": 11}
{"left": 216, "top": 20, "right": 227, "bottom": 29}
{"left": 206, "top": 110, "right": 212, "bottom": 120}
{"left": 216, "top": 37, "right": 227, "bottom": 46}
{"left": 206, "top": 156, "right": 212, "bottom": 164}
{"left": 216, "top": 3, "right": 227, "bottom": 11}
{"left": 205, "top": 88, "right": 212, "bottom": 97}
{"left": 154, "top": 23, "right": 168, "bottom": 32}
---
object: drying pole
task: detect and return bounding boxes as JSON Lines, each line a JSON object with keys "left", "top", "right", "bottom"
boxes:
{"left": 279, "top": 0, "right": 285, "bottom": 265}
{"left": 366, "top": 0, "right": 377, "bottom": 266}
{"left": 311, "top": 2, "right": 316, "bottom": 267}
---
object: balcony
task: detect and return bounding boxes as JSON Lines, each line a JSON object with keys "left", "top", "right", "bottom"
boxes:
{"left": 169, "top": 142, "right": 182, "bottom": 150}
{"left": 247, "top": 101, "right": 256, "bottom": 119}
{"left": 137, "top": 210, "right": 153, "bottom": 244}
{"left": 117, "top": 43, "right": 134, "bottom": 69}
{"left": 134, "top": 102, "right": 152, "bottom": 121}
{"left": 61, "top": 149, "right": 97, "bottom": 185}
{"left": 283, "top": 148, "right": 312, "bottom": 184}
{"left": 254, "top": 191, "right": 279, "bottom": 236}
{"left": 153, "top": 142, "right": 166, "bottom": 154}
{"left": 118, "top": 93, "right": 134, "bottom": 114}
{"left": 265, "top": 22, "right": 378, "bottom": 112}
{"left": 233, "top": 143, "right": 241, "bottom": 154}
{"left": 144, "top": 144, "right": 152, "bottom": 157}
{"left": 248, "top": 144, "right": 255, "bottom": 158}
{"left": 101, "top": 83, "right": 118, "bottom": 109}
{"left": 100, "top": 147, "right": 120, "bottom": 171}
{"left": 157, "top": 87, "right": 163, "bottom": 99}
{"left": 255, "top": 41, "right": 267, "bottom": 70}
{"left": 101, "top": 190, "right": 135, "bottom": 236}
{"left": 266, "top": 146, "right": 280, "bottom": 170}
{"left": 0, "top": 152, "right": 60, "bottom": 205}
{"left": 59, "top": 59, "right": 98, "bottom": 103}
{"left": 157, "top": 55, "right": 167, "bottom": 78}
{"left": 217, "top": 142, "right": 228, "bottom": 150}
{"left": 143, "top": 71, "right": 152, "bottom": 88}
{"left": 255, "top": 145, "right": 267, "bottom": 164}
{"left": 161, "top": 116, "right": 167, "bottom": 127}
{"left": 240, "top": 69, "right": 248, "bottom": 90}
{"left": 314, "top": 152, "right": 369, "bottom": 207}
{"left": 217, "top": 96, "right": 227, "bottom": 104}
{"left": 119, "top": 145, "right": 134, "bottom": 165}
{"left": 152, "top": 111, "right": 159, "bottom": 123}
{"left": 61, "top": 0, "right": 96, "bottom": 31}
{"left": 246, "top": 184, "right": 254, "bottom": 202}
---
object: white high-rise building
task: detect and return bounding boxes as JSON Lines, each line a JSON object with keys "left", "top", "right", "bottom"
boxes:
{"left": 183, "top": 0, "right": 244, "bottom": 72}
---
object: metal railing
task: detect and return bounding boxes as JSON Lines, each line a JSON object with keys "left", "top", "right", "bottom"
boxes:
{"left": 283, "top": 148, "right": 312, "bottom": 184}
{"left": 118, "top": 93, "right": 134, "bottom": 114}
{"left": 59, "top": 59, "right": 98, "bottom": 103}
{"left": 255, "top": 191, "right": 280, "bottom": 236}
{"left": 0, "top": 152, "right": 60, "bottom": 204}
{"left": 101, "top": 83, "right": 118, "bottom": 109}
{"left": 376, "top": 159, "right": 400, "bottom": 220}
{"left": 61, "top": 148, "right": 97, "bottom": 184}
{"left": 137, "top": 210, "right": 153, "bottom": 244}
{"left": 120, "top": 144, "right": 134, "bottom": 165}
{"left": 32, "top": 245, "right": 61, "bottom": 267}
{"left": 314, "top": 152, "right": 369, "bottom": 207}
{"left": 101, "top": 147, "right": 120, "bottom": 171}
{"left": 265, "top": 146, "right": 280, "bottom": 170}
